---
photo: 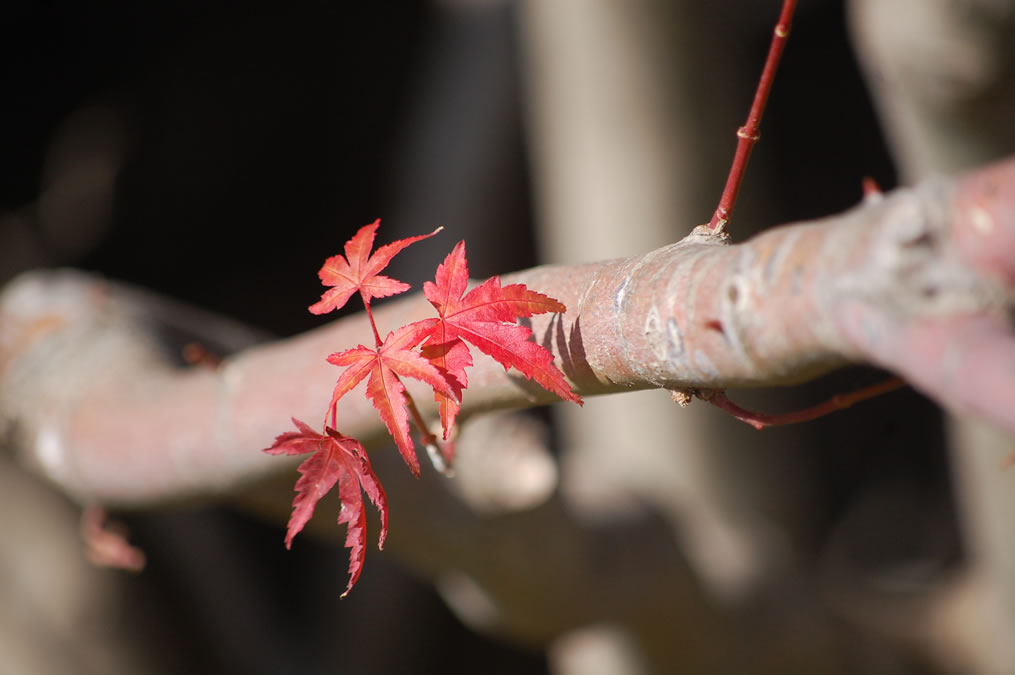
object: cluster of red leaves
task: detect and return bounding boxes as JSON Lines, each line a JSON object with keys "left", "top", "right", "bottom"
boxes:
{"left": 264, "top": 220, "right": 581, "bottom": 595}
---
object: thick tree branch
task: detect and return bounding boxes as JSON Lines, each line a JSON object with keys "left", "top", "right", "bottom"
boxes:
{"left": 2, "top": 157, "right": 1014, "bottom": 508}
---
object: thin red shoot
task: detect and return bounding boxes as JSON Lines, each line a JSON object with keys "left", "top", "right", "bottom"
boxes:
{"left": 81, "top": 505, "right": 146, "bottom": 572}
{"left": 708, "top": 0, "right": 797, "bottom": 233}
{"left": 706, "top": 377, "right": 907, "bottom": 430}
{"left": 861, "top": 176, "right": 883, "bottom": 198}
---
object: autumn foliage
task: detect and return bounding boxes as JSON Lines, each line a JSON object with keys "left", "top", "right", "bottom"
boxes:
{"left": 264, "top": 219, "right": 581, "bottom": 595}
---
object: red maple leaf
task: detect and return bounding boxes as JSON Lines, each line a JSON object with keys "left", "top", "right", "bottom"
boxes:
{"left": 309, "top": 219, "right": 441, "bottom": 316}
{"left": 326, "top": 321, "right": 456, "bottom": 476}
{"left": 416, "top": 240, "right": 582, "bottom": 438}
{"left": 263, "top": 418, "right": 388, "bottom": 597}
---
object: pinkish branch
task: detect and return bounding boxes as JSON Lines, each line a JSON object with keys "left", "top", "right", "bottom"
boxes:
{"left": 1, "top": 157, "right": 1014, "bottom": 507}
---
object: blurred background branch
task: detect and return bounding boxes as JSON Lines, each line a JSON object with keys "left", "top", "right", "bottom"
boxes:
{"left": 851, "top": 1, "right": 1015, "bottom": 673}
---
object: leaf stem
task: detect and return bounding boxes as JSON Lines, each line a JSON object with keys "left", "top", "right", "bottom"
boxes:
{"left": 360, "top": 294, "right": 384, "bottom": 348}
{"left": 708, "top": 0, "right": 796, "bottom": 233}
{"left": 327, "top": 400, "right": 338, "bottom": 431}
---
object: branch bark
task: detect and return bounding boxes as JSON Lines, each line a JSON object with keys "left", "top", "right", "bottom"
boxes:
{"left": 2, "top": 156, "right": 1013, "bottom": 506}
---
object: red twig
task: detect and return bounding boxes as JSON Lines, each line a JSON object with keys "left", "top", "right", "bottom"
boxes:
{"left": 708, "top": 0, "right": 797, "bottom": 233}
{"left": 705, "top": 377, "right": 907, "bottom": 430}
{"left": 80, "top": 505, "right": 146, "bottom": 572}
{"left": 861, "top": 176, "right": 883, "bottom": 197}
{"left": 181, "top": 341, "right": 222, "bottom": 369}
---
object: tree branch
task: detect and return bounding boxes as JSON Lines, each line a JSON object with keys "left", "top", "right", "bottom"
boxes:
{"left": 2, "top": 156, "right": 1013, "bottom": 508}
